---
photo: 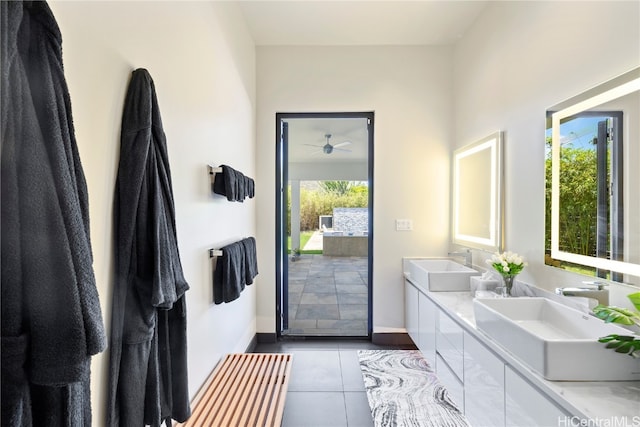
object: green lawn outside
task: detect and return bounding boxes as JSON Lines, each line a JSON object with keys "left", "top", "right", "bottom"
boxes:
{"left": 287, "top": 231, "right": 322, "bottom": 254}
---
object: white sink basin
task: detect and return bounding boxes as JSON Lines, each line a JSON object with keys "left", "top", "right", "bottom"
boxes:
{"left": 407, "top": 259, "right": 479, "bottom": 291}
{"left": 473, "top": 297, "right": 640, "bottom": 381}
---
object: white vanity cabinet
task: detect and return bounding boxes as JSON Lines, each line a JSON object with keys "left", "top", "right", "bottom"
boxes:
{"left": 404, "top": 280, "right": 580, "bottom": 425}
{"left": 463, "top": 331, "right": 505, "bottom": 427}
{"left": 405, "top": 278, "right": 465, "bottom": 410}
{"left": 405, "top": 279, "right": 420, "bottom": 346}
{"left": 505, "top": 366, "right": 570, "bottom": 426}
{"left": 405, "top": 279, "right": 437, "bottom": 361}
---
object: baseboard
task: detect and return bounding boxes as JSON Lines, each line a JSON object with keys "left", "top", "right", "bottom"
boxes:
{"left": 256, "top": 332, "right": 277, "bottom": 344}
{"left": 372, "top": 332, "right": 414, "bottom": 346}
{"left": 244, "top": 334, "right": 259, "bottom": 353}
{"left": 249, "top": 332, "right": 413, "bottom": 347}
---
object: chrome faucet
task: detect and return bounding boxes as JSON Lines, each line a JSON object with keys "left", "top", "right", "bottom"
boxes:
{"left": 448, "top": 249, "right": 472, "bottom": 267}
{"left": 555, "top": 281, "right": 609, "bottom": 306}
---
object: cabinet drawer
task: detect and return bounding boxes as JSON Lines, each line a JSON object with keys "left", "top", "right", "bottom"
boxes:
{"left": 464, "top": 332, "right": 503, "bottom": 385}
{"left": 436, "top": 310, "right": 464, "bottom": 380}
{"left": 436, "top": 353, "right": 464, "bottom": 411}
{"left": 464, "top": 332, "right": 505, "bottom": 427}
{"left": 505, "top": 365, "right": 569, "bottom": 427}
{"left": 437, "top": 310, "right": 464, "bottom": 354}
{"left": 436, "top": 332, "right": 464, "bottom": 380}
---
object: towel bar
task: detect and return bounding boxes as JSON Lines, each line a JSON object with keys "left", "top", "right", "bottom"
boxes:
{"left": 209, "top": 249, "right": 223, "bottom": 257}
{"left": 208, "top": 165, "right": 223, "bottom": 175}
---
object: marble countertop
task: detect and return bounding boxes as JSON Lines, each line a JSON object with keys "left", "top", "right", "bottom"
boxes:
{"left": 406, "top": 278, "right": 640, "bottom": 423}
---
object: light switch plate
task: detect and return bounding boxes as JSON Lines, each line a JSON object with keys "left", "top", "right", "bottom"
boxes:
{"left": 396, "top": 219, "right": 413, "bottom": 231}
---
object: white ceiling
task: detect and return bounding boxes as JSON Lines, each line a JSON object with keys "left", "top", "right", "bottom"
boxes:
{"left": 239, "top": 1, "right": 488, "bottom": 164}
{"left": 238, "top": 1, "right": 488, "bottom": 46}
{"left": 285, "top": 117, "right": 369, "bottom": 163}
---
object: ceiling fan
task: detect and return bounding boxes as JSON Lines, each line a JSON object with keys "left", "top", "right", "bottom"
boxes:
{"left": 305, "top": 133, "right": 352, "bottom": 155}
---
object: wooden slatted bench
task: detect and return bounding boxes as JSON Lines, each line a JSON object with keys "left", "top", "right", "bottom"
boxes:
{"left": 176, "top": 353, "right": 293, "bottom": 427}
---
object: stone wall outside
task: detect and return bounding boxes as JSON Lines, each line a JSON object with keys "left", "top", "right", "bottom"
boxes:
{"left": 332, "top": 207, "right": 368, "bottom": 233}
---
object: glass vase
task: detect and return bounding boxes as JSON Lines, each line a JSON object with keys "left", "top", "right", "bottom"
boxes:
{"left": 501, "top": 275, "right": 516, "bottom": 297}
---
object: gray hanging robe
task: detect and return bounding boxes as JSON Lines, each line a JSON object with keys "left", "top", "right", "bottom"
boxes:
{"left": 1, "top": 2, "right": 107, "bottom": 426}
{"left": 107, "top": 68, "right": 190, "bottom": 427}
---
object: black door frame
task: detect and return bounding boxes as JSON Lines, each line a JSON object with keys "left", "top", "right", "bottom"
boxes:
{"left": 275, "top": 111, "right": 375, "bottom": 338}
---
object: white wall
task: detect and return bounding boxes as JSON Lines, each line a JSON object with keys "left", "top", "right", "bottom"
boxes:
{"left": 453, "top": 1, "right": 640, "bottom": 303}
{"left": 255, "top": 46, "right": 453, "bottom": 333}
{"left": 49, "top": 1, "right": 257, "bottom": 422}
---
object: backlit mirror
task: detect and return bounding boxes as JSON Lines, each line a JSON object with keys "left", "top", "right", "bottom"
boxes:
{"left": 545, "top": 67, "right": 640, "bottom": 285}
{"left": 453, "top": 131, "right": 503, "bottom": 252}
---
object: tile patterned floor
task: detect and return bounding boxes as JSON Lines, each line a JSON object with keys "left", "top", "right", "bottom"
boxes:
{"left": 286, "top": 255, "right": 368, "bottom": 336}
{"left": 253, "top": 339, "right": 417, "bottom": 427}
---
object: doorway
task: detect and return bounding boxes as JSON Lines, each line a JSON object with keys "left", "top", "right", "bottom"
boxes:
{"left": 276, "top": 112, "right": 374, "bottom": 338}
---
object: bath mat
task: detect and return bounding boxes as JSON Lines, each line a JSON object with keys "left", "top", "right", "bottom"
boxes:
{"left": 358, "top": 350, "right": 469, "bottom": 427}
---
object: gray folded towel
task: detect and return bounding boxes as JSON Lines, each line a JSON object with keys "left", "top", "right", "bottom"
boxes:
{"left": 212, "top": 164, "right": 237, "bottom": 201}
{"left": 241, "top": 237, "right": 258, "bottom": 285}
{"left": 212, "top": 165, "right": 255, "bottom": 201}
{"left": 213, "top": 241, "right": 245, "bottom": 304}
{"left": 235, "top": 170, "right": 246, "bottom": 202}
{"left": 246, "top": 176, "right": 255, "bottom": 198}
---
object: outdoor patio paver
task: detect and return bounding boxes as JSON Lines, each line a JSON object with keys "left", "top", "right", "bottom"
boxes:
{"left": 286, "top": 254, "right": 368, "bottom": 336}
